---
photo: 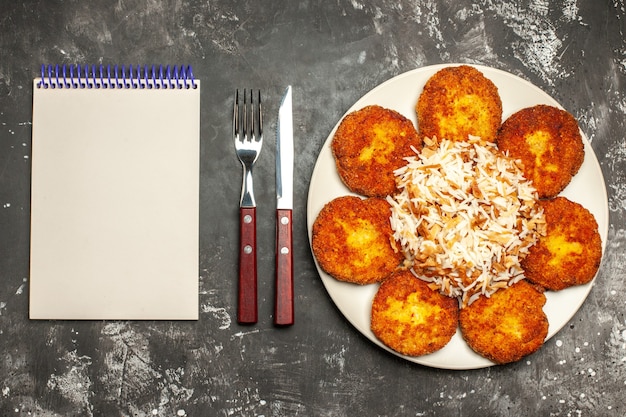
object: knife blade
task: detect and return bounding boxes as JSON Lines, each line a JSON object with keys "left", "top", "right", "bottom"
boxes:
{"left": 275, "top": 85, "right": 294, "bottom": 326}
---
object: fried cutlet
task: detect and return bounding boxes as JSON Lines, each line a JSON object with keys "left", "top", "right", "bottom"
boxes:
{"left": 416, "top": 65, "right": 502, "bottom": 142}
{"left": 496, "top": 104, "right": 584, "bottom": 199}
{"left": 522, "top": 197, "right": 602, "bottom": 291}
{"left": 459, "top": 280, "right": 548, "bottom": 364}
{"left": 311, "top": 196, "right": 403, "bottom": 284}
{"left": 371, "top": 270, "right": 459, "bottom": 356}
{"left": 331, "top": 105, "right": 421, "bottom": 197}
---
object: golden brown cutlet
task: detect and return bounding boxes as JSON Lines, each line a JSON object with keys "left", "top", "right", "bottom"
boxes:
{"left": 496, "top": 104, "right": 584, "bottom": 199}
{"left": 522, "top": 196, "right": 602, "bottom": 291}
{"left": 311, "top": 196, "right": 404, "bottom": 285}
{"left": 416, "top": 65, "right": 502, "bottom": 142}
{"left": 371, "top": 270, "right": 459, "bottom": 356}
{"left": 459, "top": 280, "right": 548, "bottom": 364}
{"left": 332, "top": 105, "right": 421, "bottom": 198}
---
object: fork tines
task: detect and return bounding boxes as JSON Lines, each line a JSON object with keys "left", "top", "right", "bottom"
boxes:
{"left": 234, "top": 89, "right": 263, "bottom": 143}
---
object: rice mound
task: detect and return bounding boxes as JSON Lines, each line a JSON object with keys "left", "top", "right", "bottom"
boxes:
{"left": 387, "top": 135, "right": 546, "bottom": 307}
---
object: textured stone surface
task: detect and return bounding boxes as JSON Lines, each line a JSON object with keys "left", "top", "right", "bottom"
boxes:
{"left": 0, "top": 1, "right": 624, "bottom": 415}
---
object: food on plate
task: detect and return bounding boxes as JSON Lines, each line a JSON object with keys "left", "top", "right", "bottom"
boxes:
{"left": 459, "top": 280, "right": 549, "bottom": 364}
{"left": 331, "top": 105, "right": 422, "bottom": 197}
{"left": 387, "top": 135, "right": 546, "bottom": 307}
{"left": 311, "top": 196, "right": 404, "bottom": 284}
{"left": 522, "top": 196, "right": 602, "bottom": 291}
{"left": 311, "top": 65, "right": 604, "bottom": 366}
{"left": 495, "top": 104, "right": 584, "bottom": 199}
{"left": 371, "top": 270, "right": 459, "bottom": 356}
{"left": 416, "top": 65, "right": 502, "bottom": 142}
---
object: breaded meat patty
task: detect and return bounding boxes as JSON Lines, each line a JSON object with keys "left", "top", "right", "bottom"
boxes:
{"left": 311, "top": 196, "right": 403, "bottom": 284}
{"left": 496, "top": 104, "right": 584, "bottom": 199}
{"left": 416, "top": 65, "right": 502, "bottom": 142}
{"left": 331, "top": 105, "right": 421, "bottom": 197}
{"left": 459, "top": 280, "right": 548, "bottom": 364}
{"left": 371, "top": 270, "right": 459, "bottom": 356}
{"left": 522, "top": 197, "right": 602, "bottom": 291}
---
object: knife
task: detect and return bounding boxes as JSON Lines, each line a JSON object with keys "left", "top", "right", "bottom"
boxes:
{"left": 275, "top": 86, "right": 294, "bottom": 326}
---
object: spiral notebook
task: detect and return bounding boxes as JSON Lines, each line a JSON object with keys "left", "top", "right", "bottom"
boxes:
{"left": 30, "top": 65, "right": 200, "bottom": 320}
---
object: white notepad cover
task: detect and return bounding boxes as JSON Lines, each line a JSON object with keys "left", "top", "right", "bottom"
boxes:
{"left": 30, "top": 80, "right": 200, "bottom": 320}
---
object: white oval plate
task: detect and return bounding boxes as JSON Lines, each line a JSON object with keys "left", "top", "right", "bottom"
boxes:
{"left": 306, "top": 64, "right": 609, "bottom": 370}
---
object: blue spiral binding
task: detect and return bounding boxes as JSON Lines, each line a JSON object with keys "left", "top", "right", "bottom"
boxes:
{"left": 37, "top": 64, "right": 198, "bottom": 89}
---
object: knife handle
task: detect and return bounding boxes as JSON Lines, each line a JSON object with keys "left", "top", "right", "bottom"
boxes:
{"left": 275, "top": 208, "right": 294, "bottom": 325}
{"left": 238, "top": 207, "right": 257, "bottom": 324}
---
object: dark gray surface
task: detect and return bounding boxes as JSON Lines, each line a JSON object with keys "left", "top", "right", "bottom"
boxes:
{"left": 1, "top": 1, "right": 625, "bottom": 416}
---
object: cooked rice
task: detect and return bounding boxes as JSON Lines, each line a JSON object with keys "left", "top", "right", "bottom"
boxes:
{"left": 387, "top": 135, "right": 546, "bottom": 307}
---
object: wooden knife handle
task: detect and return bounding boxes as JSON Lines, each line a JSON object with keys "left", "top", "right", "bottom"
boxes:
{"left": 238, "top": 207, "right": 257, "bottom": 324}
{"left": 275, "top": 208, "right": 294, "bottom": 325}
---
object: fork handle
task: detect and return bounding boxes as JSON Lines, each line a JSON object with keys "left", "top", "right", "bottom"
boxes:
{"left": 274, "top": 209, "right": 294, "bottom": 325}
{"left": 238, "top": 207, "right": 257, "bottom": 324}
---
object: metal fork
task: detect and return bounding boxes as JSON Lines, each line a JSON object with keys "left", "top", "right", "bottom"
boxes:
{"left": 233, "top": 89, "right": 263, "bottom": 324}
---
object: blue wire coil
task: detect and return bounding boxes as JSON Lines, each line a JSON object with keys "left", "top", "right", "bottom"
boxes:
{"left": 36, "top": 64, "right": 198, "bottom": 89}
